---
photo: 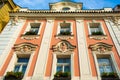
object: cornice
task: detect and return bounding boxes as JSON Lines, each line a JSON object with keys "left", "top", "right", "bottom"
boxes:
{"left": 9, "top": 10, "right": 120, "bottom": 19}
{"left": 10, "top": 10, "right": 120, "bottom": 13}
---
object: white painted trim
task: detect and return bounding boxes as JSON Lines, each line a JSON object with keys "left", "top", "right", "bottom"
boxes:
{"left": 110, "top": 52, "right": 120, "bottom": 78}
{"left": 50, "top": 54, "right": 57, "bottom": 80}
{"left": 4, "top": 53, "right": 17, "bottom": 75}
{"left": 92, "top": 52, "right": 101, "bottom": 80}
{"left": 71, "top": 53, "right": 74, "bottom": 79}
{"left": 100, "top": 22, "right": 106, "bottom": 35}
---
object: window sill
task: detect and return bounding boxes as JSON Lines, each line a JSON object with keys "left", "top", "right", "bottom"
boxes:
{"left": 89, "top": 35, "right": 107, "bottom": 40}
{"left": 21, "top": 34, "right": 40, "bottom": 40}
{"left": 55, "top": 34, "right": 74, "bottom": 40}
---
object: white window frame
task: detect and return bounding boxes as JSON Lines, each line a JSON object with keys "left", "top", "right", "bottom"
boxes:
{"left": 87, "top": 22, "right": 106, "bottom": 35}
{"left": 93, "top": 51, "right": 120, "bottom": 79}
{"left": 50, "top": 53, "right": 74, "bottom": 80}
{"left": 57, "top": 22, "right": 73, "bottom": 35}
{"left": 4, "top": 53, "right": 35, "bottom": 79}
{"left": 24, "top": 22, "right": 43, "bottom": 35}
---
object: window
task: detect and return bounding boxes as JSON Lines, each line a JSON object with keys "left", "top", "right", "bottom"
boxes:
{"left": 89, "top": 23, "right": 104, "bottom": 35}
{"left": 59, "top": 23, "right": 71, "bottom": 35}
{"left": 14, "top": 58, "right": 29, "bottom": 74}
{"left": 62, "top": 7, "right": 70, "bottom": 10}
{"left": 25, "top": 23, "right": 40, "bottom": 35}
{"left": 57, "top": 57, "right": 71, "bottom": 72}
{"left": 97, "top": 58, "right": 113, "bottom": 74}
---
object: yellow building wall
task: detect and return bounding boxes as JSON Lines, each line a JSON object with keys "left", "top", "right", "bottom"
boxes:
{"left": 0, "top": 0, "right": 19, "bottom": 32}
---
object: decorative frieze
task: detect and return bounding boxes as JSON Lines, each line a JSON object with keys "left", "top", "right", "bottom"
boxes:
{"left": 13, "top": 42, "right": 37, "bottom": 54}
{"left": 89, "top": 42, "right": 113, "bottom": 53}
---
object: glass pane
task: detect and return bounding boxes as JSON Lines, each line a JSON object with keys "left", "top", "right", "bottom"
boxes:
{"left": 18, "top": 58, "right": 29, "bottom": 63}
{"left": 105, "top": 66, "right": 113, "bottom": 73}
{"left": 22, "top": 65, "right": 27, "bottom": 74}
{"left": 62, "top": 7, "right": 70, "bottom": 10}
{"left": 57, "top": 58, "right": 70, "bottom": 63}
{"left": 31, "top": 27, "right": 39, "bottom": 34}
{"left": 99, "top": 66, "right": 104, "bottom": 73}
{"left": 97, "top": 58, "right": 113, "bottom": 73}
{"left": 57, "top": 66, "right": 62, "bottom": 72}
{"left": 90, "top": 28, "right": 100, "bottom": 33}
{"left": 64, "top": 66, "right": 70, "bottom": 72}
{"left": 14, "top": 65, "right": 20, "bottom": 72}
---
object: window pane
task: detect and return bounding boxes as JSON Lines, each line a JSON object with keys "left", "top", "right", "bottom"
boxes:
{"left": 97, "top": 58, "right": 113, "bottom": 73}
{"left": 57, "top": 66, "right": 62, "bottom": 72}
{"left": 14, "top": 65, "right": 20, "bottom": 72}
{"left": 106, "top": 66, "right": 113, "bottom": 73}
{"left": 22, "top": 65, "right": 27, "bottom": 74}
{"left": 99, "top": 66, "right": 104, "bottom": 73}
{"left": 64, "top": 66, "right": 70, "bottom": 72}
{"left": 57, "top": 58, "right": 70, "bottom": 63}
{"left": 18, "top": 58, "right": 29, "bottom": 63}
{"left": 30, "top": 27, "right": 39, "bottom": 34}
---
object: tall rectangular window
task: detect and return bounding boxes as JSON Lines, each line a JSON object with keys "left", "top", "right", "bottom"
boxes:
{"left": 57, "top": 57, "right": 71, "bottom": 72}
{"left": 14, "top": 58, "right": 29, "bottom": 74}
{"left": 25, "top": 23, "right": 40, "bottom": 35}
{"left": 97, "top": 58, "right": 113, "bottom": 74}
{"left": 89, "top": 23, "right": 103, "bottom": 35}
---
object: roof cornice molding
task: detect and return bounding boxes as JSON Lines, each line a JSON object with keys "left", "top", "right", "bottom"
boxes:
{"left": 10, "top": 10, "right": 120, "bottom": 13}
{"left": 10, "top": 11, "right": 120, "bottom": 18}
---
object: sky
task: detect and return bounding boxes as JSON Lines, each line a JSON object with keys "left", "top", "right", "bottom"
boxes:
{"left": 13, "top": 0, "right": 120, "bottom": 10}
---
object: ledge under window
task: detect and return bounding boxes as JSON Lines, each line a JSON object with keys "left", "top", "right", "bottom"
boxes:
{"left": 55, "top": 34, "right": 74, "bottom": 40}
{"left": 21, "top": 34, "right": 40, "bottom": 40}
{"left": 89, "top": 35, "right": 107, "bottom": 40}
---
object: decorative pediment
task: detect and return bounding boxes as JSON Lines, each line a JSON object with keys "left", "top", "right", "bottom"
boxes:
{"left": 52, "top": 40, "right": 76, "bottom": 54}
{"left": 13, "top": 42, "right": 38, "bottom": 54}
{"left": 89, "top": 42, "right": 113, "bottom": 53}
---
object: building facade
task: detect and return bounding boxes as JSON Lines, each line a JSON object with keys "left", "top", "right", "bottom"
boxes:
{"left": 0, "top": 1, "right": 120, "bottom": 80}
{"left": 0, "top": 0, "right": 19, "bottom": 32}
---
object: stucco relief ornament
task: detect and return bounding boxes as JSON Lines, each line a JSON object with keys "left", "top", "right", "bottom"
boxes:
{"left": 52, "top": 40, "right": 76, "bottom": 54}
{"left": 13, "top": 43, "right": 37, "bottom": 54}
{"left": 97, "top": 47, "right": 106, "bottom": 53}
{"left": 89, "top": 42, "right": 113, "bottom": 54}
{"left": 59, "top": 43, "right": 68, "bottom": 53}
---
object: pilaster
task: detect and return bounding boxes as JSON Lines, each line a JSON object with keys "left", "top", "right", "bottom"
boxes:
{"left": 32, "top": 18, "right": 54, "bottom": 80}
{"left": 76, "top": 19, "right": 93, "bottom": 80}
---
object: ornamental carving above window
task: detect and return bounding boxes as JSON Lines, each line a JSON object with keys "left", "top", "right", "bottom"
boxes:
{"left": 89, "top": 42, "right": 113, "bottom": 53}
{"left": 13, "top": 42, "right": 38, "bottom": 54}
{"left": 52, "top": 40, "right": 76, "bottom": 54}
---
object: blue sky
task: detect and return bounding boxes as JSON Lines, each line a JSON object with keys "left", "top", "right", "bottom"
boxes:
{"left": 13, "top": 0, "right": 120, "bottom": 9}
